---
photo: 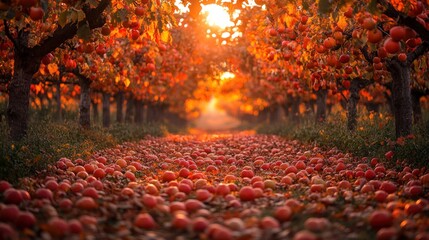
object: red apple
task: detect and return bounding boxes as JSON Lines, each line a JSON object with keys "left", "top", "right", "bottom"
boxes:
{"left": 47, "top": 218, "right": 69, "bottom": 237}
{"left": 82, "top": 187, "right": 99, "bottom": 199}
{"left": 35, "top": 188, "right": 53, "bottom": 201}
{"left": 0, "top": 205, "right": 20, "bottom": 222}
{"left": 4, "top": 188, "right": 23, "bottom": 205}
{"left": 134, "top": 213, "right": 156, "bottom": 229}
{"left": 75, "top": 197, "right": 98, "bottom": 210}
{"left": 171, "top": 213, "right": 190, "bottom": 229}
{"left": 68, "top": 219, "right": 83, "bottom": 234}
{"left": 142, "top": 194, "right": 157, "bottom": 208}
{"left": 0, "top": 181, "right": 11, "bottom": 192}
{"left": 238, "top": 186, "right": 255, "bottom": 201}
{"left": 15, "top": 211, "right": 36, "bottom": 229}
{"left": 162, "top": 171, "right": 176, "bottom": 182}
{"left": 0, "top": 223, "right": 17, "bottom": 239}
{"left": 369, "top": 210, "right": 393, "bottom": 229}
{"left": 192, "top": 217, "right": 209, "bottom": 232}
{"left": 29, "top": 7, "right": 44, "bottom": 21}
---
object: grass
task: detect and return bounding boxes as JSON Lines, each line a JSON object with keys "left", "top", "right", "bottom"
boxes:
{"left": 257, "top": 110, "right": 429, "bottom": 168}
{"left": 0, "top": 108, "right": 167, "bottom": 184}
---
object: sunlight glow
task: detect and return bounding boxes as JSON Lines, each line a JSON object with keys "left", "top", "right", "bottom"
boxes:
{"left": 193, "top": 97, "right": 240, "bottom": 132}
{"left": 221, "top": 72, "right": 235, "bottom": 80}
{"left": 175, "top": 0, "right": 188, "bottom": 14}
{"left": 202, "top": 4, "right": 234, "bottom": 29}
{"left": 220, "top": 71, "right": 235, "bottom": 84}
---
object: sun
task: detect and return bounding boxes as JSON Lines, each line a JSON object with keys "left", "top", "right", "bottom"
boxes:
{"left": 202, "top": 4, "right": 234, "bottom": 29}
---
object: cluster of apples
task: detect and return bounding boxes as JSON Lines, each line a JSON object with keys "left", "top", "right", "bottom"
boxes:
{"left": 1, "top": 134, "right": 428, "bottom": 239}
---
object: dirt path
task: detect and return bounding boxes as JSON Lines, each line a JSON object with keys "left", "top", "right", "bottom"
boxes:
{"left": 1, "top": 133, "right": 428, "bottom": 239}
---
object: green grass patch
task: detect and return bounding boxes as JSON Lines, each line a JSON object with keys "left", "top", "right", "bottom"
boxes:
{"left": 258, "top": 112, "right": 429, "bottom": 168}
{"left": 0, "top": 116, "right": 167, "bottom": 184}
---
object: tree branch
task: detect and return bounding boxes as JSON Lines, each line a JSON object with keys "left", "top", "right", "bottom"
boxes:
{"left": 407, "top": 41, "right": 429, "bottom": 63}
{"left": 31, "top": 78, "right": 79, "bottom": 85}
{"left": 339, "top": 90, "right": 349, "bottom": 103}
{"left": 3, "top": 20, "right": 18, "bottom": 47}
{"left": 360, "top": 45, "right": 376, "bottom": 64}
{"left": 379, "top": 0, "right": 429, "bottom": 41}
{"left": 32, "top": 0, "right": 111, "bottom": 58}
{"left": 65, "top": 67, "right": 92, "bottom": 84}
{"left": 411, "top": 88, "right": 429, "bottom": 97}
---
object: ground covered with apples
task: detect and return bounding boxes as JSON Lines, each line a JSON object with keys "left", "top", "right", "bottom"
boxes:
{"left": 1, "top": 134, "right": 428, "bottom": 240}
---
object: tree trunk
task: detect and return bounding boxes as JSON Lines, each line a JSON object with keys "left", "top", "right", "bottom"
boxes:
{"left": 102, "top": 92, "right": 110, "bottom": 128}
{"left": 315, "top": 89, "right": 327, "bottom": 123}
{"left": 385, "top": 93, "right": 395, "bottom": 115}
{"left": 327, "top": 103, "right": 333, "bottom": 115}
{"left": 55, "top": 81, "right": 62, "bottom": 122}
{"left": 79, "top": 77, "right": 91, "bottom": 129}
{"left": 386, "top": 60, "right": 412, "bottom": 138}
{"left": 134, "top": 99, "right": 143, "bottom": 124}
{"left": 411, "top": 90, "right": 422, "bottom": 124}
{"left": 146, "top": 102, "right": 154, "bottom": 123}
{"left": 291, "top": 97, "right": 300, "bottom": 123}
{"left": 92, "top": 101, "right": 99, "bottom": 123}
{"left": 282, "top": 101, "right": 290, "bottom": 117}
{"left": 125, "top": 97, "right": 134, "bottom": 123}
{"left": 268, "top": 103, "right": 280, "bottom": 124}
{"left": 38, "top": 94, "right": 45, "bottom": 111}
{"left": 365, "top": 102, "right": 380, "bottom": 113}
{"left": 347, "top": 82, "right": 360, "bottom": 131}
{"left": 116, "top": 91, "right": 124, "bottom": 123}
{"left": 347, "top": 78, "right": 373, "bottom": 131}
{"left": 7, "top": 51, "right": 40, "bottom": 140}
{"left": 158, "top": 103, "right": 168, "bottom": 123}
{"left": 46, "top": 92, "right": 53, "bottom": 110}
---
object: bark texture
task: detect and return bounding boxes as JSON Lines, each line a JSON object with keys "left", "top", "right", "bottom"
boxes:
{"left": 116, "top": 91, "right": 124, "bottom": 123}
{"left": 78, "top": 76, "right": 91, "bottom": 129}
{"left": 411, "top": 89, "right": 423, "bottom": 124}
{"left": 315, "top": 89, "right": 327, "bottom": 123}
{"left": 347, "top": 78, "right": 373, "bottom": 131}
{"left": 134, "top": 100, "right": 143, "bottom": 124}
{"left": 125, "top": 97, "right": 134, "bottom": 123}
{"left": 102, "top": 92, "right": 110, "bottom": 128}
{"left": 386, "top": 59, "right": 412, "bottom": 138}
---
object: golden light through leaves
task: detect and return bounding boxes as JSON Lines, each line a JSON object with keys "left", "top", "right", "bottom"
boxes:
{"left": 202, "top": 4, "right": 234, "bottom": 29}
{"left": 220, "top": 71, "right": 235, "bottom": 84}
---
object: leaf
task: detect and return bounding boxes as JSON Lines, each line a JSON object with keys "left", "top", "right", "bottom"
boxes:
{"left": 58, "top": 12, "right": 69, "bottom": 28}
{"left": 166, "top": 14, "right": 177, "bottom": 27}
{"left": 145, "top": 22, "right": 156, "bottom": 39}
{"left": 368, "top": 0, "right": 377, "bottom": 14}
{"left": 47, "top": 63, "right": 59, "bottom": 75}
{"left": 337, "top": 15, "right": 348, "bottom": 30}
{"left": 112, "top": 9, "right": 129, "bottom": 25}
{"left": 161, "top": 2, "right": 172, "bottom": 12}
{"left": 76, "top": 10, "right": 85, "bottom": 22}
{"left": 160, "top": 31, "right": 171, "bottom": 44}
{"left": 70, "top": 11, "right": 78, "bottom": 23}
{"left": 87, "top": 0, "right": 99, "bottom": 7}
{"left": 77, "top": 23, "right": 91, "bottom": 41}
{"left": 124, "top": 78, "right": 131, "bottom": 87}
{"left": 302, "top": 0, "right": 310, "bottom": 11}
{"left": 318, "top": 0, "right": 331, "bottom": 15}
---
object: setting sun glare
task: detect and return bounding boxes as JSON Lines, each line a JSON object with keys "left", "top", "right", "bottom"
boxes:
{"left": 202, "top": 4, "right": 234, "bottom": 29}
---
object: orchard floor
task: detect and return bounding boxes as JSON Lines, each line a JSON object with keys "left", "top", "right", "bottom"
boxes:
{"left": 1, "top": 132, "right": 429, "bottom": 240}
